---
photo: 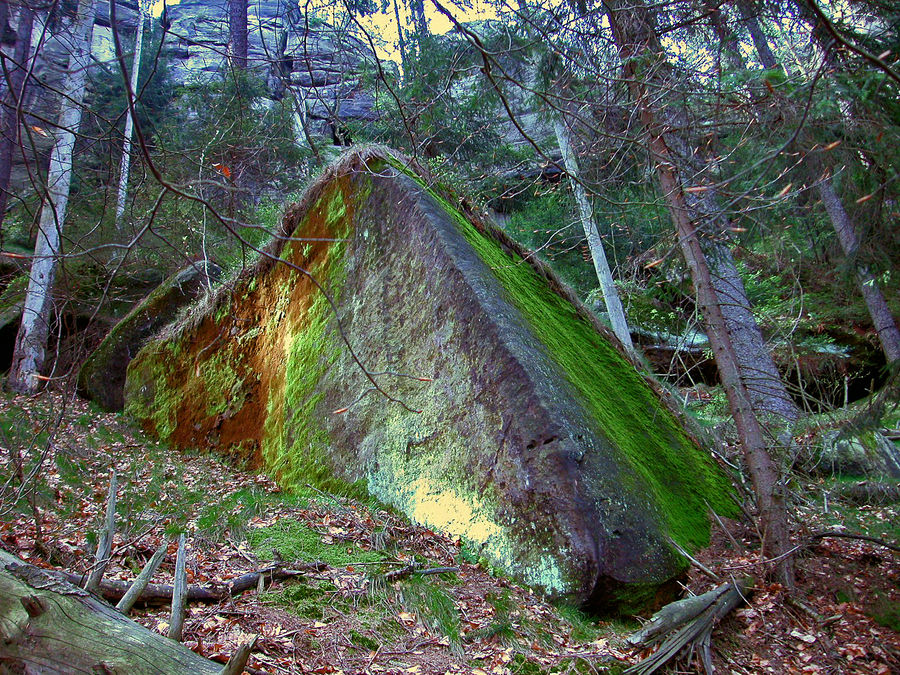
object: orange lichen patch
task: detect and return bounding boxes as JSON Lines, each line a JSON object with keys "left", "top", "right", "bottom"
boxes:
{"left": 151, "top": 175, "right": 359, "bottom": 471}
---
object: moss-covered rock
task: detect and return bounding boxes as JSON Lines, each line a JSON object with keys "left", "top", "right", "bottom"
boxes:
{"left": 78, "top": 261, "right": 221, "bottom": 411}
{"left": 804, "top": 429, "right": 900, "bottom": 479}
{"left": 0, "top": 276, "right": 27, "bottom": 333}
{"left": 0, "top": 276, "right": 27, "bottom": 372}
{"left": 124, "top": 148, "right": 735, "bottom": 614}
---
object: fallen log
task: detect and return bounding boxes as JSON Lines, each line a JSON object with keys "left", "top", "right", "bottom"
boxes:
{"left": 117, "top": 540, "right": 168, "bottom": 613}
{"left": 625, "top": 577, "right": 753, "bottom": 675}
{"left": 830, "top": 481, "right": 900, "bottom": 506}
{"left": 62, "top": 571, "right": 221, "bottom": 603}
{"left": 62, "top": 561, "right": 328, "bottom": 605}
{"left": 0, "top": 549, "right": 220, "bottom": 674}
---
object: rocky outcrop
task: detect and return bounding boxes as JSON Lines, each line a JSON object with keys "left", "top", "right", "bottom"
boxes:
{"left": 0, "top": 275, "right": 26, "bottom": 373}
{"left": 124, "top": 148, "right": 735, "bottom": 614}
{"left": 157, "top": 0, "right": 378, "bottom": 131}
{"left": 78, "top": 261, "right": 220, "bottom": 411}
{"left": 1, "top": 0, "right": 377, "bottom": 205}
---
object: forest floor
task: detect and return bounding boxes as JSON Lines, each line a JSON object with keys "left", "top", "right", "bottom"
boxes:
{"left": 1, "top": 390, "right": 898, "bottom": 674}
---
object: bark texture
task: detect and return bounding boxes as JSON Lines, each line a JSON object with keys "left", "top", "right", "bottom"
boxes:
{"left": 114, "top": 1, "right": 146, "bottom": 231}
{"left": 228, "top": 0, "right": 248, "bottom": 70}
{"left": 814, "top": 166, "right": 900, "bottom": 362}
{"left": 736, "top": 0, "right": 779, "bottom": 69}
{"left": 0, "top": 549, "right": 221, "bottom": 674}
{"left": 8, "top": 0, "right": 97, "bottom": 394}
{"left": 0, "top": 4, "right": 34, "bottom": 228}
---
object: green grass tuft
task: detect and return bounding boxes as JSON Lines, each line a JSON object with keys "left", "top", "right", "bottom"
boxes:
{"left": 557, "top": 604, "right": 602, "bottom": 644}
{"left": 868, "top": 590, "right": 900, "bottom": 632}
{"left": 396, "top": 575, "right": 461, "bottom": 651}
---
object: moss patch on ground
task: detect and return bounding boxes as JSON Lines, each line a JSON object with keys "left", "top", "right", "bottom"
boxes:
{"left": 248, "top": 518, "right": 385, "bottom": 567}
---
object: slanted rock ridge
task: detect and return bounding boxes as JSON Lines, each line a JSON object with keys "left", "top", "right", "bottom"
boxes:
{"left": 124, "top": 146, "right": 736, "bottom": 614}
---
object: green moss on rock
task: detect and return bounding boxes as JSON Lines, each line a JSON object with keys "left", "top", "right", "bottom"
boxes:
{"left": 80, "top": 261, "right": 221, "bottom": 411}
{"left": 124, "top": 147, "right": 735, "bottom": 615}
{"left": 453, "top": 214, "right": 733, "bottom": 549}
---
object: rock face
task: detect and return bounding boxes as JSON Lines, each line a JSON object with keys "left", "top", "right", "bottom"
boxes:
{"left": 1, "top": 0, "right": 377, "bottom": 203}
{"left": 158, "top": 0, "right": 379, "bottom": 136}
{"left": 78, "top": 261, "right": 220, "bottom": 411}
{"left": 124, "top": 148, "right": 734, "bottom": 614}
{"left": 0, "top": 276, "right": 27, "bottom": 373}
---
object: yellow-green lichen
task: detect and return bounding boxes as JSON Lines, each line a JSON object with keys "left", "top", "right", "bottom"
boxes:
{"left": 127, "top": 340, "right": 183, "bottom": 441}
{"left": 260, "top": 180, "right": 365, "bottom": 500}
{"left": 197, "top": 351, "right": 246, "bottom": 418}
{"left": 377, "top": 154, "right": 734, "bottom": 548}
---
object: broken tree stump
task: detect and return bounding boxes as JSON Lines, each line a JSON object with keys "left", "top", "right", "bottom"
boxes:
{"left": 625, "top": 577, "right": 754, "bottom": 675}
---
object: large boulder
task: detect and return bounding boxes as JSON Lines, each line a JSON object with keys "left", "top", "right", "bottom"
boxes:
{"left": 78, "top": 261, "right": 220, "bottom": 411}
{"left": 124, "top": 148, "right": 735, "bottom": 614}
{"left": 804, "top": 429, "right": 900, "bottom": 479}
{"left": 0, "top": 276, "right": 27, "bottom": 373}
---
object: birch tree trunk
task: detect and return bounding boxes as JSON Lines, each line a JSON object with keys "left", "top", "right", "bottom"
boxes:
{"left": 113, "top": 1, "right": 146, "bottom": 233}
{"left": 605, "top": 0, "right": 795, "bottom": 586}
{"left": 408, "top": 0, "right": 427, "bottom": 39}
{"left": 7, "top": 0, "right": 97, "bottom": 394}
{"left": 0, "top": 3, "right": 35, "bottom": 229}
{"left": 553, "top": 118, "right": 634, "bottom": 351}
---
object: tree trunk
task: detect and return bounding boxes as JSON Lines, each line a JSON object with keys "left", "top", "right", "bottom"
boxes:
{"left": 0, "top": 4, "right": 7, "bottom": 47}
{"left": 594, "top": 4, "right": 800, "bottom": 424}
{"left": 691, "top": 10, "right": 801, "bottom": 420}
{"left": 228, "top": 0, "right": 248, "bottom": 71}
{"left": 0, "top": 3, "right": 35, "bottom": 230}
{"left": 605, "top": 0, "right": 795, "bottom": 587}
{"left": 553, "top": 118, "right": 634, "bottom": 351}
{"left": 7, "top": 0, "right": 96, "bottom": 394}
{"left": 706, "top": 238, "right": 799, "bottom": 422}
{"left": 736, "top": 0, "right": 779, "bottom": 70}
{"left": 393, "top": 0, "right": 409, "bottom": 68}
{"left": 114, "top": 0, "right": 146, "bottom": 233}
{"left": 650, "top": 97, "right": 800, "bottom": 423}
{"left": 408, "top": 0, "right": 427, "bottom": 39}
{"left": 813, "top": 164, "right": 900, "bottom": 363}
{"left": 740, "top": 5, "right": 900, "bottom": 365}
{"left": 0, "top": 549, "right": 221, "bottom": 674}
{"left": 706, "top": 0, "right": 745, "bottom": 72}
